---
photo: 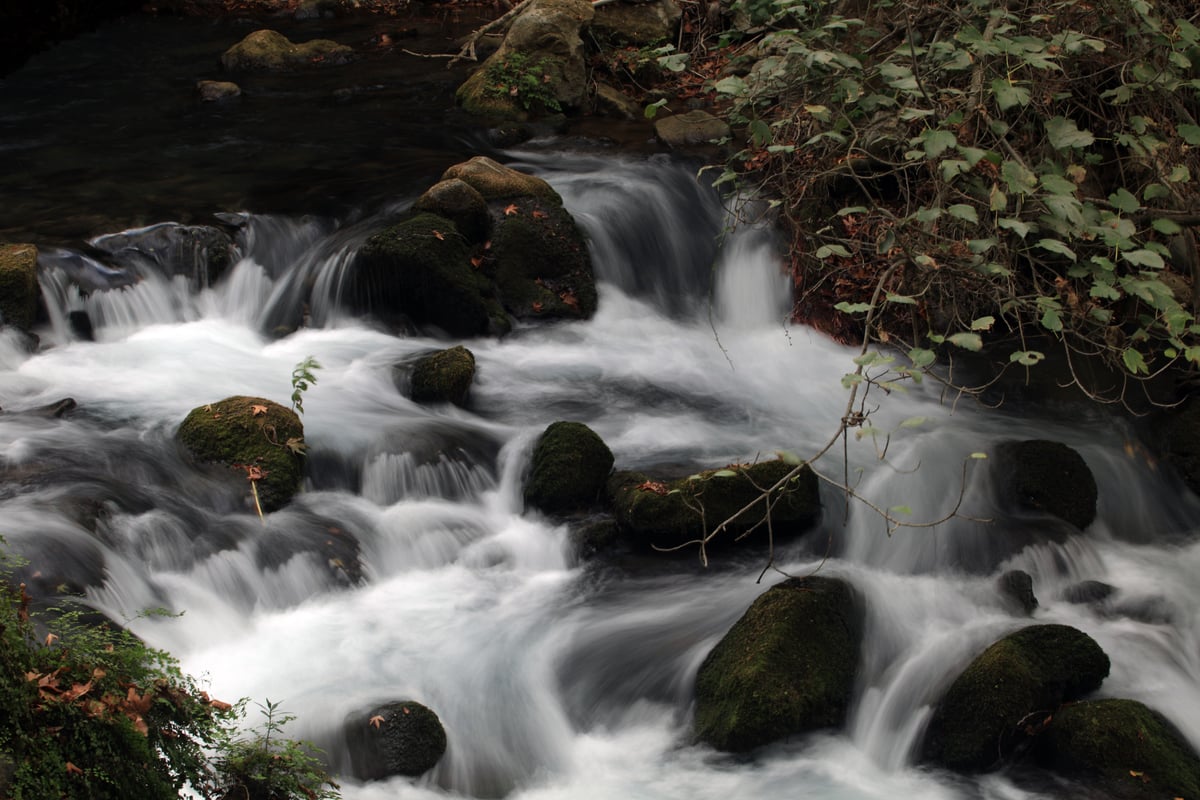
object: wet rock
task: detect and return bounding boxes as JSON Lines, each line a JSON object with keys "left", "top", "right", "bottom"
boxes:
{"left": 607, "top": 459, "right": 820, "bottom": 551}
{"left": 456, "top": 0, "right": 594, "bottom": 119}
{"left": 68, "top": 310, "right": 94, "bottom": 341}
{"left": 90, "top": 222, "right": 238, "bottom": 288}
{"left": 592, "top": 0, "right": 682, "bottom": 46}
{"left": 0, "top": 243, "right": 39, "bottom": 332}
{"left": 568, "top": 516, "right": 620, "bottom": 559}
{"left": 1061, "top": 580, "right": 1116, "bottom": 605}
{"left": 413, "top": 178, "right": 491, "bottom": 243}
{"left": 220, "top": 29, "right": 354, "bottom": 72}
{"left": 922, "top": 624, "right": 1110, "bottom": 772}
{"left": 344, "top": 700, "right": 447, "bottom": 779}
{"left": 1035, "top": 698, "right": 1200, "bottom": 800}
{"left": 196, "top": 79, "right": 241, "bottom": 101}
{"left": 441, "top": 156, "right": 561, "bottom": 202}
{"left": 409, "top": 345, "right": 476, "bottom": 407}
{"left": 593, "top": 81, "right": 643, "bottom": 119}
{"left": 176, "top": 396, "right": 305, "bottom": 512}
{"left": 491, "top": 196, "right": 596, "bottom": 322}
{"left": 654, "top": 109, "right": 731, "bottom": 148}
{"left": 997, "top": 569, "right": 1038, "bottom": 616}
{"left": 993, "top": 440, "right": 1098, "bottom": 530}
{"left": 524, "top": 421, "right": 614, "bottom": 514}
{"left": 1157, "top": 399, "right": 1200, "bottom": 499}
{"left": 693, "top": 576, "right": 863, "bottom": 752}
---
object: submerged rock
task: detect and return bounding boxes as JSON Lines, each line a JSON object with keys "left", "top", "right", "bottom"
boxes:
{"left": 922, "top": 623, "right": 1110, "bottom": 772}
{"left": 176, "top": 396, "right": 305, "bottom": 512}
{"left": 693, "top": 576, "right": 863, "bottom": 752}
{"left": 1034, "top": 698, "right": 1200, "bottom": 800}
{"left": 1157, "top": 399, "right": 1200, "bottom": 499}
{"left": 1061, "top": 580, "right": 1116, "bottom": 606}
{"left": 196, "top": 79, "right": 241, "bottom": 101}
{"left": 996, "top": 569, "right": 1038, "bottom": 616}
{"left": 409, "top": 345, "right": 477, "bottom": 407}
{"left": 220, "top": 29, "right": 354, "bottom": 71}
{"left": 993, "top": 439, "right": 1098, "bottom": 530}
{"left": 0, "top": 243, "right": 39, "bottom": 332}
{"left": 607, "top": 459, "right": 820, "bottom": 551}
{"left": 344, "top": 700, "right": 447, "bottom": 779}
{"left": 525, "top": 421, "right": 614, "bottom": 514}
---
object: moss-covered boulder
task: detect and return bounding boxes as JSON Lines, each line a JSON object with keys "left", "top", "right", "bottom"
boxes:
{"left": 410, "top": 345, "right": 476, "bottom": 407}
{"left": 1034, "top": 698, "right": 1200, "bottom": 800}
{"left": 441, "top": 156, "right": 561, "bottom": 202}
{"left": 592, "top": 0, "right": 682, "bottom": 46}
{"left": 491, "top": 197, "right": 596, "bottom": 321}
{"left": 607, "top": 459, "right": 820, "bottom": 551}
{"left": 351, "top": 213, "right": 509, "bottom": 337}
{"left": 413, "top": 179, "right": 491, "bottom": 243}
{"left": 921, "top": 624, "right": 1110, "bottom": 772}
{"left": 220, "top": 29, "right": 354, "bottom": 71}
{"left": 524, "top": 421, "right": 614, "bottom": 514}
{"left": 456, "top": 0, "right": 594, "bottom": 119}
{"left": 176, "top": 396, "right": 305, "bottom": 513}
{"left": 993, "top": 440, "right": 1098, "bottom": 530}
{"left": 693, "top": 576, "right": 863, "bottom": 752}
{"left": 0, "top": 243, "right": 39, "bottom": 331}
{"left": 344, "top": 700, "right": 447, "bottom": 780}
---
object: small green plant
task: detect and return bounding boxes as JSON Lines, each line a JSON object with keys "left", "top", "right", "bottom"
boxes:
{"left": 290, "top": 356, "right": 321, "bottom": 416}
{"left": 214, "top": 698, "right": 339, "bottom": 800}
{"left": 483, "top": 52, "right": 562, "bottom": 112}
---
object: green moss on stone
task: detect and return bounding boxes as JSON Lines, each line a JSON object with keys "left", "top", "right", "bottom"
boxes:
{"left": 1035, "top": 698, "right": 1200, "bottom": 800}
{"left": 524, "top": 421, "right": 614, "bottom": 514}
{"left": 693, "top": 576, "right": 863, "bottom": 752}
{"left": 995, "top": 439, "right": 1098, "bottom": 529}
{"left": 0, "top": 243, "right": 39, "bottom": 331}
{"left": 410, "top": 346, "right": 476, "bottom": 407}
{"left": 220, "top": 29, "right": 354, "bottom": 71}
{"left": 922, "top": 623, "right": 1110, "bottom": 772}
{"left": 345, "top": 700, "right": 447, "bottom": 779}
{"left": 607, "top": 459, "right": 820, "bottom": 550}
{"left": 492, "top": 201, "right": 596, "bottom": 320}
{"left": 176, "top": 396, "right": 304, "bottom": 512}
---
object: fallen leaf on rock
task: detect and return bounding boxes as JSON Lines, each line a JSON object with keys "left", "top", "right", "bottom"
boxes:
{"left": 532, "top": 209, "right": 548, "bottom": 219}
{"left": 532, "top": 301, "right": 543, "bottom": 312}
{"left": 369, "top": 714, "right": 385, "bottom": 728}
{"left": 433, "top": 230, "right": 445, "bottom": 241}
{"left": 504, "top": 204, "right": 519, "bottom": 216}
{"left": 251, "top": 404, "right": 268, "bottom": 416}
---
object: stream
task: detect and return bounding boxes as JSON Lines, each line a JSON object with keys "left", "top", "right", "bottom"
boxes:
{"left": 3, "top": 11, "right": 1200, "bottom": 800}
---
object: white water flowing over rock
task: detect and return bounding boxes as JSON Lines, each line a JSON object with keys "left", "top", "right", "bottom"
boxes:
{"left": 2, "top": 152, "right": 1199, "bottom": 800}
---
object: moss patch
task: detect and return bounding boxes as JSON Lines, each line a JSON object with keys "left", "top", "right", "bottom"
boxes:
{"left": 1035, "top": 698, "right": 1200, "bottom": 800}
{"left": 524, "top": 421, "right": 614, "bottom": 514}
{"left": 220, "top": 29, "right": 354, "bottom": 71}
{"left": 410, "top": 346, "right": 476, "bottom": 407}
{"left": 176, "top": 396, "right": 305, "bottom": 512}
{"left": 693, "top": 576, "right": 863, "bottom": 752}
{"left": 0, "top": 243, "right": 39, "bottom": 331}
{"left": 922, "top": 624, "right": 1111, "bottom": 772}
{"left": 491, "top": 199, "right": 596, "bottom": 320}
{"left": 607, "top": 459, "right": 820, "bottom": 551}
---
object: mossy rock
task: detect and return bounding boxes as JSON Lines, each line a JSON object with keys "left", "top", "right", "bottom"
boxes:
{"left": 220, "top": 29, "right": 354, "bottom": 71}
{"left": 344, "top": 700, "right": 447, "bottom": 779}
{"left": 607, "top": 459, "right": 820, "bottom": 551}
{"left": 492, "top": 199, "right": 596, "bottom": 321}
{"left": 693, "top": 576, "right": 863, "bottom": 752}
{"left": 1034, "top": 698, "right": 1200, "bottom": 800}
{"left": 994, "top": 439, "right": 1098, "bottom": 530}
{"left": 592, "top": 0, "right": 682, "bottom": 46}
{"left": 352, "top": 213, "right": 509, "bottom": 337}
{"left": 410, "top": 345, "right": 476, "bottom": 407}
{"left": 440, "top": 157, "right": 561, "bottom": 202}
{"left": 997, "top": 569, "right": 1038, "bottom": 616}
{"left": 0, "top": 243, "right": 39, "bottom": 331}
{"left": 921, "top": 623, "right": 1111, "bottom": 772}
{"left": 176, "top": 396, "right": 305, "bottom": 513}
{"left": 413, "top": 179, "right": 491, "bottom": 243}
{"left": 524, "top": 421, "right": 614, "bottom": 514}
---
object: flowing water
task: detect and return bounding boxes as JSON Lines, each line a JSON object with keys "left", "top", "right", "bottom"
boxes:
{"left": 3, "top": 12, "right": 1200, "bottom": 800}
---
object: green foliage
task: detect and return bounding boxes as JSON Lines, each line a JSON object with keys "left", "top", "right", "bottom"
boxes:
{"left": 214, "top": 699, "right": 339, "bottom": 800}
{"left": 483, "top": 52, "right": 563, "bottom": 113}
{"left": 710, "top": 0, "right": 1200, "bottom": 399}
{"left": 290, "top": 356, "right": 321, "bottom": 416}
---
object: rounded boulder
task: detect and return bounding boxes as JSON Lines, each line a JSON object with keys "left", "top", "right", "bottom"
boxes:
{"left": 344, "top": 700, "right": 447, "bottom": 780}
{"left": 524, "top": 421, "right": 614, "bottom": 514}
{"left": 410, "top": 345, "right": 476, "bottom": 407}
{"left": 994, "top": 439, "right": 1098, "bottom": 530}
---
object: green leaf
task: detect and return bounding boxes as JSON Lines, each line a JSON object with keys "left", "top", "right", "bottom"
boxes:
{"left": 970, "top": 451, "right": 988, "bottom": 459}
{"left": 748, "top": 119, "right": 772, "bottom": 147}
{"left": 1002, "top": 160, "right": 1038, "bottom": 195}
{"left": 1040, "top": 308, "right": 1064, "bottom": 331}
{"left": 886, "top": 293, "right": 918, "bottom": 305}
{"left": 959, "top": 146, "right": 989, "bottom": 166}
{"left": 1144, "top": 183, "right": 1170, "bottom": 200}
{"left": 1168, "top": 165, "right": 1191, "bottom": 183}
{"left": 1153, "top": 217, "right": 1184, "bottom": 235}
{"left": 971, "top": 316, "right": 996, "bottom": 331}
{"left": 713, "top": 75, "right": 749, "bottom": 96}
{"left": 1036, "top": 239, "right": 1078, "bottom": 260}
{"left": 777, "top": 450, "right": 804, "bottom": 465}
{"left": 1090, "top": 280, "right": 1121, "bottom": 300}
{"left": 1122, "top": 347, "right": 1149, "bottom": 374}
{"left": 908, "top": 347, "right": 936, "bottom": 368}
{"left": 1009, "top": 350, "right": 1045, "bottom": 365}
{"left": 1041, "top": 174, "right": 1078, "bottom": 195}
{"left": 1108, "top": 188, "right": 1140, "bottom": 214}
{"left": 816, "top": 244, "right": 853, "bottom": 259}
{"left": 998, "top": 217, "right": 1032, "bottom": 238}
{"left": 899, "top": 416, "right": 927, "bottom": 428}
{"left": 890, "top": 505, "right": 914, "bottom": 516}
{"left": 948, "top": 203, "right": 979, "bottom": 223}
{"left": 835, "top": 301, "right": 872, "bottom": 314}
{"left": 919, "top": 129, "right": 958, "bottom": 159}
{"left": 1179, "top": 124, "right": 1200, "bottom": 145}
{"left": 968, "top": 238, "right": 998, "bottom": 254}
{"left": 947, "top": 332, "right": 983, "bottom": 351}
{"left": 991, "top": 78, "right": 1031, "bottom": 110}
{"left": 837, "top": 206, "right": 870, "bottom": 216}
{"left": 710, "top": 469, "right": 739, "bottom": 478}
{"left": 1045, "top": 116, "right": 1096, "bottom": 149}
{"left": 940, "top": 159, "right": 971, "bottom": 181}
{"left": 841, "top": 373, "right": 865, "bottom": 388}
{"left": 989, "top": 185, "right": 1008, "bottom": 211}
{"left": 1121, "top": 249, "right": 1166, "bottom": 268}
{"left": 643, "top": 98, "right": 668, "bottom": 119}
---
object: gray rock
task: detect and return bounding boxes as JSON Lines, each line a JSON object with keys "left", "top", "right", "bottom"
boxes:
{"left": 654, "top": 109, "right": 731, "bottom": 148}
{"left": 196, "top": 79, "right": 241, "bottom": 101}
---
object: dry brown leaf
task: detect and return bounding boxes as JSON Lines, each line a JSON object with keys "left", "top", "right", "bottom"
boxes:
{"left": 503, "top": 204, "right": 519, "bottom": 216}
{"left": 251, "top": 404, "right": 268, "bottom": 416}
{"left": 369, "top": 714, "right": 385, "bottom": 728}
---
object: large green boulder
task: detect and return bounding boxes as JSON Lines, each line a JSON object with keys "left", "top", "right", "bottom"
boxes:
{"left": 524, "top": 421, "right": 614, "bottom": 514}
{"left": 0, "top": 243, "right": 39, "bottom": 331}
{"left": 352, "top": 213, "right": 509, "bottom": 337}
{"left": 413, "top": 179, "right": 491, "bottom": 243}
{"left": 1034, "top": 698, "right": 1200, "bottom": 800}
{"left": 607, "top": 459, "right": 820, "bottom": 551}
{"left": 993, "top": 440, "right": 1097, "bottom": 530}
{"left": 491, "top": 198, "right": 596, "bottom": 321}
{"left": 410, "top": 345, "right": 476, "bottom": 407}
{"left": 693, "top": 576, "right": 863, "bottom": 752}
{"left": 921, "top": 624, "right": 1111, "bottom": 772}
{"left": 220, "top": 29, "right": 354, "bottom": 71}
{"left": 176, "top": 396, "right": 305, "bottom": 513}
{"left": 344, "top": 700, "right": 447, "bottom": 779}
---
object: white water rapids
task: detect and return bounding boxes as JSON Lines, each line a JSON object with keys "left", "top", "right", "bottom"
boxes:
{"left": 2, "top": 153, "right": 1199, "bottom": 800}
